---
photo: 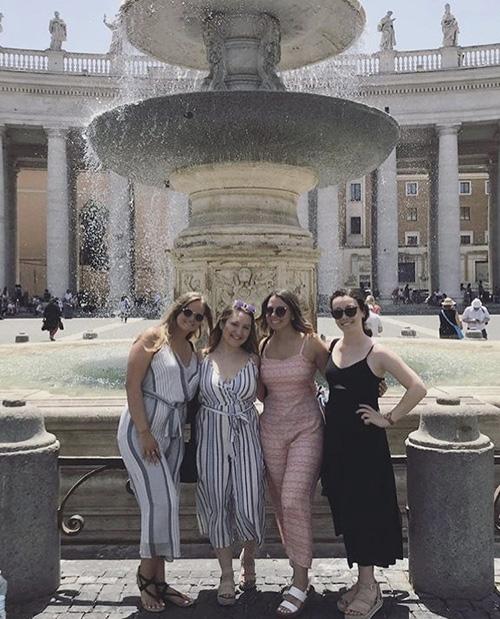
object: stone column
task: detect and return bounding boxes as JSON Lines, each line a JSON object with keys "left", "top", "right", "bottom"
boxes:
{"left": 46, "top": 127, "right": 70, "bottom": 297}
{"left": 0, "top": 400, "right": 60, "bottom": 604}
{"left": 375, "top": 147, "right": 398, "bottom": 300}
{"left": 488, "top": 132, "right": 500, "bottom": 297}
{"left": 427, "top": 147, "right": 440, "bottom": 294}
{"left": 107, "top": 171, "right": 132, "bottom": 307}
{"left": 437, "top": 124, "right": 461, "bottom": 299}
{"left": 0, "top": 126, "right": 7, "bottom": 288}
{"left": 407, "top": 398, "right": 494, "bottom": 599}
{"left": 317, "top": 185, "right": 342, "bottom": 312}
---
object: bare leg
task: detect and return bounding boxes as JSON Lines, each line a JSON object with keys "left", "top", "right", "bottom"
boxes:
{"left": 215, "top": 546, "right": 236, "bottom": 605}
{"left": 239, "top": 541, "right": 257, "bottom": 589}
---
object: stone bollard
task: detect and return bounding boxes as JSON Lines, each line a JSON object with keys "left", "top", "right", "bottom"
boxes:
{"left": 0, "top": 400, "right": 60, "bottom": 604}
{"left": 406, "top": 397, "right": 494, "bottom": 599}
{"left": 401, "top": 326, "right": 416, "bottom": 337}
{"left": 83, "top": 330, "right": 98, "bottom": 340}
{"left": 14, "top": 332, "right": 29, "bottom": 343}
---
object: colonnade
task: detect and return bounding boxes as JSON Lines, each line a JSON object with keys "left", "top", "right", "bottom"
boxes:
{"left": 1, "top": 123, "right": 500, "bottom": 303}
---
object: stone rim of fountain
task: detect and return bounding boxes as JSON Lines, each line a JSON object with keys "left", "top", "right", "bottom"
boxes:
{"left": 121, "top": 0, "right": 366, "bottom": 71}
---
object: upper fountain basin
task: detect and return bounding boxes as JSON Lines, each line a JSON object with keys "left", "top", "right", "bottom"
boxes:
{"left": 88, "top": 91, "right": 399, "bottom": 189}
{"left": 120, "top": 0, "right": 366, "bottom": 70}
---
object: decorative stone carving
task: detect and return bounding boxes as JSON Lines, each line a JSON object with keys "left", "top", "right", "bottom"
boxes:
{"left": 49, "top": 11, "right": 67, "bottom": 51}
{"left": 378, "top": 11, "right": 396, "bottom": 51}
{"left": 441, "top": 3, "right": 459, "bottom": 48}
{"left": 201, "top": 15, "right": 227, "bottom": 91}
{"left": 258, "top": 14, "right": 286, "bottom": 91}
{"left": 103, "top": 14, "right": 123, "bottom": 56}
{"left": 212, "top": 265, "right": 277, "bottom": 313}
{"left": 179, "top": 270, "right": 204, "bottom": 295}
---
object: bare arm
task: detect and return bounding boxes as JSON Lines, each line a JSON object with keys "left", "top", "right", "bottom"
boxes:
{"left": 358, "top": 346, "right": 427, "bottom": 428}
{"left": 304, "top": 333, "right": 330, "bottom": 374}
{"left": 125, "top": 328, "right": 160, "bottom": 461}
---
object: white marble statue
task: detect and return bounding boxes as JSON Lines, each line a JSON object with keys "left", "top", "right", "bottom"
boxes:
{"left": 378, "top": 11, "right": 396, "bottom": 51}
{"left": 441, "top": 3, "right": 459, "bottom": 47}
{"left": 103, "top": 13, "right": 123, "bottom": 56}
{"left": 49, "top": 11, "right": 67, "bottom": 51}
{"left": 0, "top": 13, "right": 4, "bottom": 36}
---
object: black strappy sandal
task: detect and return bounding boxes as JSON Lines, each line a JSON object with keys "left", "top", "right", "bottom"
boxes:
{"left": 156, "top": 581, "right": 194, "bottom": 607}
{"left": 136, "top": 568, "right": 165, "bottom": 613}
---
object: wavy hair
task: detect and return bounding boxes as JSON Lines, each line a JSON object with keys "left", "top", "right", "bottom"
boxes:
{"left": 329, "top": 288, "right": 372, "bottom": 337}
{"left": 258, "top": 289, "right": 313, "bottom": 335}
{"left": 146, "top": 291, "right": 213, "bottom": 352}
{"left": 207, "top": 305, "right": 258, "bottom": 355}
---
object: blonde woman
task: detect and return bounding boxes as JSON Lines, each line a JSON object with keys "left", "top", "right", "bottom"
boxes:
{"left": 117, "top": 292, "right": 212, "bottom": 612}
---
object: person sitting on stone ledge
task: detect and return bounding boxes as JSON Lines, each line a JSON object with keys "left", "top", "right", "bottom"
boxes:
{"left": 117, "top": 292, "right": 212, "bottom": 613}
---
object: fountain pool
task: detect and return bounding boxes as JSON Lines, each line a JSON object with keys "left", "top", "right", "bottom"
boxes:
{"left": 1, "top": 338, "right": 499, "bottom": 396}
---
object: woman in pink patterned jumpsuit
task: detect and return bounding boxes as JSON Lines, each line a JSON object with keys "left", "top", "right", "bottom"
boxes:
{"left": 258, "top": 290, "right": 329, "bottom": 618}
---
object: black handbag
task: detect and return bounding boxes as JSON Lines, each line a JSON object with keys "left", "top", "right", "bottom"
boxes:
{"left": 180, "top": 390, "right": 199, "bottom": 483}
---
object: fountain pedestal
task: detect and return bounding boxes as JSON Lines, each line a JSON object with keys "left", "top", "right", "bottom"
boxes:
{"left": 171, "top": 162, "right": 319, "bottom": 313}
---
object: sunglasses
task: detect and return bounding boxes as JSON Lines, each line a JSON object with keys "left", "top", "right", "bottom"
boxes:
{"left": 181, "top": 307, "right": 205, "bottom": 322}
{"left": 266, "top": 305, "right": 288, "bottom": 318}
{"left": 331, "top": 305, "right": 358, "bottom": 320}
{"left": 233, "top": 299, "right": 256, "bottom": 314}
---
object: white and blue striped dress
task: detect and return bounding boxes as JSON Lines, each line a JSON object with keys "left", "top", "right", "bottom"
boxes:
{"left": 196, "top": 355, "right": 265, "bottom": 548}
{"left": 117, "top": 344, "right": 199, "bottom": 560}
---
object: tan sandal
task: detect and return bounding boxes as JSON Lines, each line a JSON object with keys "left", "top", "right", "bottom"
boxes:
{"left": 276, "top": 584, "right": 309, "bottom": 618}
{"left": 337, "top": 582, "right": 358, "bottom": 612}
{"left": 344, "top": 582, "right": 382, "bottom": 619}
{"left": 217, "top": 575, "right": 236, "bottom": 606}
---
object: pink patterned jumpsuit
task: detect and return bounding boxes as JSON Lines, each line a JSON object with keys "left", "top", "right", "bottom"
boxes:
{"left": 259, "top": 336, "right": 323, "bottom": 568}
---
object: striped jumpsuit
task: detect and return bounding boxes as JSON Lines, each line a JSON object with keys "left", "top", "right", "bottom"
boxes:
{"left": 196, "top": 356, "right": 265, "bottom": 549}
{"left": 260, "top": 336, "right": 323, "bottom": 569}
{"left": 117, "top": 345, "right": 199, "bottom": 560}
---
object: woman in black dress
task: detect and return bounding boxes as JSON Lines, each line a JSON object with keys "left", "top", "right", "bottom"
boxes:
{"left": 322, "top": 289, "right": 426, "bottom": 619}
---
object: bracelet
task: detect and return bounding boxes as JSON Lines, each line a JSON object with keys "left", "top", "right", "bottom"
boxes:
{"left": 383, "top": 412, "right": 395, "bottom": 426}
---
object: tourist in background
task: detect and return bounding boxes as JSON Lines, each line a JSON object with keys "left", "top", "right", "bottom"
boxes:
{"left": 365, "top": 306, "right": 383, "bottom": 337}
{"left": 117, "top": 292, "right": 212, "bottom": 613}
{"left": 258, "top": 290, "right": 328, "bottom": 617}
{"left": 461, "top": 297, "right": 490, "bottom": 339}
{"left": 438, "top": 297, "right": 463, "bottom": 339}
{"left": 323, "top": 289, "right": 426, "bottom": 619}
{"left": 196, "top": 300, "right": 264, "bottom": 606}
{"left": 119, "top": 295, "right": 131, "bottom": 323}
{"left": 365, "top": 295, "right": 381, "bottom": 315}
{"left": 41, "top": 297, "right": 63, "bottom": 341}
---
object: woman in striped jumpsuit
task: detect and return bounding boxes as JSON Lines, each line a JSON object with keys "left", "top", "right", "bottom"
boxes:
{"left": 117, "top": 292, "right": 212, "bottom": 613}
{"left": 196, "top": 300, "right": 265, "bottom": 606}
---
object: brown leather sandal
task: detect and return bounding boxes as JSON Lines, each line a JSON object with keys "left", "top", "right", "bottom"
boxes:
{"left": 344, "top": 582, "right": 382, "bottom": 619}
{"left": 136, "top": 568, "right": 165, "bottom": 613}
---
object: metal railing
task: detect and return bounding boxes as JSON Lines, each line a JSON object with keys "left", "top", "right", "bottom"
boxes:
{"left": 58, "top": 454, "right": 500, "bottom": 537}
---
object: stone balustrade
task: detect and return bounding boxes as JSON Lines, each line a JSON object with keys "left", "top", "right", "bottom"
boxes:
{"left": 0, "top": 42, "right": 499, "bottom": 79}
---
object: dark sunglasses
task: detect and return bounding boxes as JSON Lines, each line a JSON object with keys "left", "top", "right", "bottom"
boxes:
{"left": 181, "top": 307, "right": 205, "bottom": 322}
{"left": 331, "top": 305, "right": 358, "bottom": 320}
{"left": 266, "top": 305, "right": 288, "bottom": 318}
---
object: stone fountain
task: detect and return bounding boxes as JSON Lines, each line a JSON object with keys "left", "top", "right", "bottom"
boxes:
{"left": 88, "top": 0, "right": 399, "bottom": 313}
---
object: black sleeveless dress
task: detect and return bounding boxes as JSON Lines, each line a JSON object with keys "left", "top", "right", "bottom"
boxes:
{"left": 321, "top": 340, "right": 403, "bottom": 568}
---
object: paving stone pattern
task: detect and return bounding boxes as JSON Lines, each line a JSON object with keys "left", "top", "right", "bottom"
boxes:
{"left": 9, "top": 559, "right": 500, "bottom": 619}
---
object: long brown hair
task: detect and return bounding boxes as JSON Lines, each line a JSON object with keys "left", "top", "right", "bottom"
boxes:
{"left": 147, "top": 291, "right": 213, "bottom": 352}
{"left": 207, "top": 306, "right": 258, "bottom": 355}
{"left": 329, "top": 288, "right": 372, "bottom": 337}
{"left": 258, "top": 290, "right": 314, "bottom": 335}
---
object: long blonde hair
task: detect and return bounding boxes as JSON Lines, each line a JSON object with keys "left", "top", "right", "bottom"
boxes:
{"left": 147, "top": 291, "right": 213, "bottom": 352}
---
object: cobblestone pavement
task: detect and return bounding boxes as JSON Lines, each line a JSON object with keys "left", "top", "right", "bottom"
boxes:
{"left": 9, "top": 558, "right": 500, "bottom": 619}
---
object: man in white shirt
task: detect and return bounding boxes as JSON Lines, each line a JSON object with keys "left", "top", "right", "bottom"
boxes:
{"left": 461, "top": 298, "right": 490, "bottom": 339}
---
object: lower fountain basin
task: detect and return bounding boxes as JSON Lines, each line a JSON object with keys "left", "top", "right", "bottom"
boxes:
{"left": 88, "top": 90, "right": 399, "bottom": 189}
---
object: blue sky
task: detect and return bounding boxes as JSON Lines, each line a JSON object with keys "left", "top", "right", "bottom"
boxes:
{"left": 0, "top": 0, "right": 497, "bottom": 55}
